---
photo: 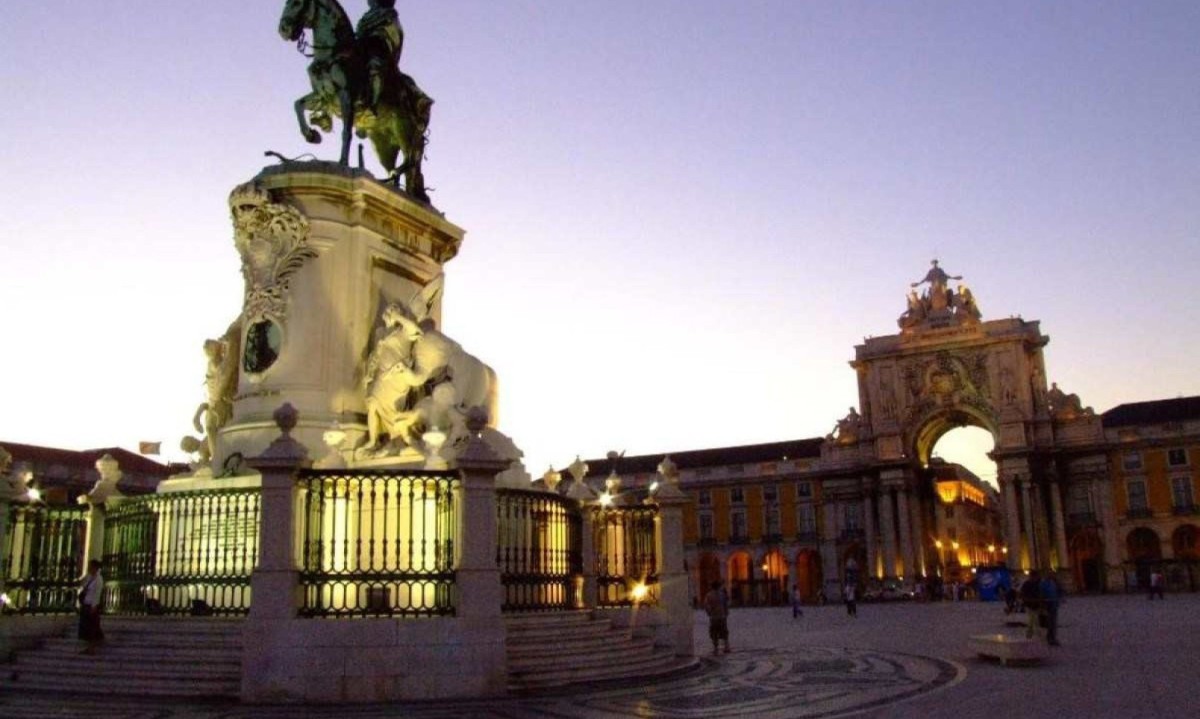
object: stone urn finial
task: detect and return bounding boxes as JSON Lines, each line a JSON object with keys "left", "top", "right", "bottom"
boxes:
{"left": 274, "top": 402, "right": 299, "bottom": 436}
{"left": 657, "top": 455, "right": 679, "bottom": 484}
{"left": 466, "top": 406, "right": 489, "bottom": 435}
{"left": 542, "top": 466, "right": 562, "bottom": 493}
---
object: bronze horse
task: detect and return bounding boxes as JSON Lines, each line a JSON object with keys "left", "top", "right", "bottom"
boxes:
{"left": 278, "top": 0, "right": 432, "bottom": 202}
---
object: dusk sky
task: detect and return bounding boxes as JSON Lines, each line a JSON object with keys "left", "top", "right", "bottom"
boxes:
{"left": 2, "top": 1, "right": 1197, "bottom": 484}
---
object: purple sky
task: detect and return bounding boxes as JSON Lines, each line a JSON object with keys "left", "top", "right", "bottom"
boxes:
{"left": 2, "top": 1, "right": 1197, "bottom": 482}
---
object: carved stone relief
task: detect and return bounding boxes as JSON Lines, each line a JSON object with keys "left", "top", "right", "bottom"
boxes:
{"left": 900, "top": 351, "right": 995, "bottom": 428}
{"left": 228, "top": 181, "right": 317, "bottom": 339}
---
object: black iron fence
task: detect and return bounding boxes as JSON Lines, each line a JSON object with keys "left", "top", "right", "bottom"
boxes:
{"left": 595, "top": 505, "right": 658, "bottom": 607}
{"left": 1, "top": 504, "right": 88, "bottom": 614}
{"left": 102, "top": 488, "right": 261, "bottom": 616}
{"left": 496, "top": 488, "right": 582, "bottom": 612}
{"left": 297, "top": 470, "right": 459, "bottom": 618}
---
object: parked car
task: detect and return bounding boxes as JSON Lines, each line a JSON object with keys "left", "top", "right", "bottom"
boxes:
{"left": 862, "top": 582, "right": 914, "bottom": 602}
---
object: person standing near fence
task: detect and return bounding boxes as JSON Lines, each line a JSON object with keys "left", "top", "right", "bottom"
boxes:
{"left": 704, "top": 580, "right": 731, "bottom": 655}
{"left": 78, "top": 559, "right": 105, "bottom": 654}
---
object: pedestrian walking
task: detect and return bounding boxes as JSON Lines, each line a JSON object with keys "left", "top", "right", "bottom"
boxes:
{"left": 791, "top": 584, "right": 804, "bottom": 619}
{"left": 704, "top": 580, "right": 731, "bottom": 655}
{"left": 1039, "top": 571, "right": 1062, "bottom": 646}
{"left": 844, "top": 583, "right": 858, "bottom": 617}
{"left": 1019, "top": 570, "right": 1042, "bottom": 639}
{"left": 78, "top": 559, "right": 105, "bottom": 654}
{"left": 1148, "top": 570, "right": 1165, "bottom": 600}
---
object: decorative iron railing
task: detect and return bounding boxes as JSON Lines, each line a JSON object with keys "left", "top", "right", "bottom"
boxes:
{"left": 595, "top": 505, "right": 658, "bottom": 607}
{"left": 297, "top": 470, "right": 459, "bottom": 618}
{"left": 102, "top": 487, "right": 261, "bottom": 616}
{"left": 496, "top": 489, "right": 582, "bottom": 612}
{"left": 1, "top": 504, "right": 88, "bottom": 614}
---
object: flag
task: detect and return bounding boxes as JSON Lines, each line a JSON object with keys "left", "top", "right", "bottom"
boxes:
{"left": 138, "top": 441, "right": 162, "bottom": 456}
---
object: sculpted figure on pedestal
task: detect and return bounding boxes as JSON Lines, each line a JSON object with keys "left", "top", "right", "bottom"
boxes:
{"left": 78, "top": 454, "right": 124, "bottom": 505}
{"left": 911, "top": 259, "right": 961, "bottom": 312}
{"left": 952, "top": 284, "right": 982, "bottom": 322}
{"left": 361, "top": 303, "right": 426, "bottom": 455}
{"left": 898, "top": 289, "right": 927, "bottom": 329}
{"left": 1046, "top": 382, "right": 1094, "bottom": 420}
{"left": 359, "top": 282, "right": 498, "bottom": 460}
{"left": 0, "top": 452, "right": 35, "bottom": 503}
{"left": 827, "top": 407, "right": 862, "bottom": 445}
{"left": 278, "top": 0, "right": 433, "bottom": 201}
{"left": 188, "top": 321, "right": 242, "bottom": 466}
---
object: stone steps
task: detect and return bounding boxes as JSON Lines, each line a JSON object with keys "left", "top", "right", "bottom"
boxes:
{"left": 0, "top": 617, "right": 244, "bottom": 699}
{"left": 504, "top": 611, "right": 696, "bottom": 693}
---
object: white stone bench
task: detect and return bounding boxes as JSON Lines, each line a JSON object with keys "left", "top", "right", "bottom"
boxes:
{"left": 967, "top": 633, "right": 1048, "bottom": 666}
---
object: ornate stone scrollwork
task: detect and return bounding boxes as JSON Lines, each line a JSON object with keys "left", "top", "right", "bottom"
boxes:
{"left": 228, "top": 182, "right": 317, "bottom": 324}
{"left": 901, "top": 351, "right": 996, "bottom": 426}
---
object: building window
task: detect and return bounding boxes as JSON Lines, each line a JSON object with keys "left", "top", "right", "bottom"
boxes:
{"left": 1067, "top": 483, "right": 1094, "bottom": 515}
{"left": 797, "top": 504, "right": 816, "bottom": 535}
{"left": 697, "top": 490, "right": 711, "bottom": 506}
{"left": 843, "top": 503, "right": 861, "bottom": 532}
{"left": 730, "top": 488, "right": 745, "bottom": 504}
{"left": 796, "top": 482, "right": 812, "bottom": 499}
{"left": 763, "top": 485, "right": 778, "bottom": 503}
{"left": 1168, "top": 448, "right": 1189, "bottom": 467}
{"left": 1122, "top": 452, "right": 1143, "bottom": 471}
{"left": 765, "top": 507, "right": 781, "bottom": 537}
{"left": 1127, "top": 478, "right": 1148, "bottom": 511}
{"left": 731, "top": 510, "right": 747, "bottom": 539}
{"left": 1171, "top": 477, "right": 1194, "bottom": 509}
{"left": 699, "top": 512, "right": 714, "bottom": 540}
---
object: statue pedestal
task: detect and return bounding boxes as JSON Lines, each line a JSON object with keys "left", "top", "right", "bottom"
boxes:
{"left": 216, "top": 164, "right": 464, "bottom": 465}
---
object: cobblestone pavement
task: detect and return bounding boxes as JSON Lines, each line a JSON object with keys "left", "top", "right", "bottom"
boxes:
{"left": 2, "top": 594, "right": 1196, "bottom": 718}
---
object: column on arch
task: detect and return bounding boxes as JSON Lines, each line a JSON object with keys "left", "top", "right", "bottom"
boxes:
{"left": 896, "top": 483, "right": 915, "bottom": 580}
{"left": 878, "top": 472, "right": 900, "bottom": 579}
{"left": 861, "top": 476, "right": 878, "bottom": 579}
{"left": 998, "top": 457, "right": 1028, "bottom": 571}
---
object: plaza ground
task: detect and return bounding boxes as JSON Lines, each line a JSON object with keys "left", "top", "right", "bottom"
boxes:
{"left": 1, "top": 593, "right": 1196, "bottom": 718}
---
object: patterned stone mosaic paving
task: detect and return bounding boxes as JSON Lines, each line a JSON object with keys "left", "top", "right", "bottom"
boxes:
{"left": 0, "top": 645, "right": 962, "bottom": 719}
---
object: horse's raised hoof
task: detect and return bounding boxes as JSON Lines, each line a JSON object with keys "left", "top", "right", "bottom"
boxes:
{"left": 304, "top": 129, "right": 322, "bottom": 144}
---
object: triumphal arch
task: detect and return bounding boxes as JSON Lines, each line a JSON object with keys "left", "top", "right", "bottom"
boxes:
{"left": 813, "top": 261, "right": 1110, "bottom": 590}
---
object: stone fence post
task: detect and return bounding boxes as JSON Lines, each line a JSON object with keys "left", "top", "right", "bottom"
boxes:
{"left": 648, "top": 481, "right": 694, "bottom": 657}
{"left": 242, "top": 404, "right": 310, "bottom": 702}
{"left": 454, "top": 433, "right": 508, "bottom": 625}
{"left": 567, "top": 474, "right": 598, "bottom": 609}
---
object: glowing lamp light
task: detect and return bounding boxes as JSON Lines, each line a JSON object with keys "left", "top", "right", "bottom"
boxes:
{"left": 630, "top": 583, "right": 648, "bottom": 602}
{"left": 988, "top": 544, "right": 996, "bottom": 553}
{"left": 648, "top": 481, "right": 660, "bottom": 493}
{"left": 952, "top": 541, "right": 959, "bottom": 550}
{"left": 935, "top": 540, "right": 943, "bottom": 549}
{"left": 1001, "top": 547, "right": 1009, "bottom": 555}
{"left": 598, "top": 492, "right": 613, "bottom": 507}
{"left": 26, "top": 487, "right": 42, "bottom": 502}
{"left": 0, "top": 592, "right": 9, "bottom": 608}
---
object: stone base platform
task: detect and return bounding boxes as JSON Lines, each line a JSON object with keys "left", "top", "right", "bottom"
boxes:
{"left": 967, "top": 633, "right": 1049, "bottom": 666}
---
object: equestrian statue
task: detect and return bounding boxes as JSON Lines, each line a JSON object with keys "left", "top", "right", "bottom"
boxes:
{"left": 278, "top": 0, "right": 433, "bottom": 203}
